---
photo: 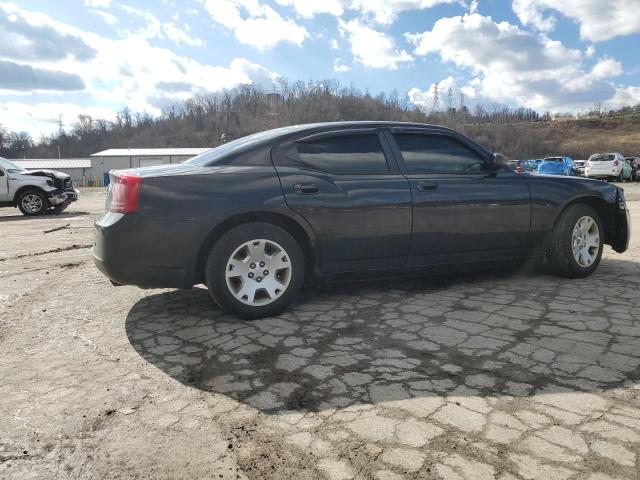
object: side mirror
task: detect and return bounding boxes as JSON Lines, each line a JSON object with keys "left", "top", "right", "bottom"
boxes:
{"left": 489, "top": 153, "right": 507, "bottom": 171}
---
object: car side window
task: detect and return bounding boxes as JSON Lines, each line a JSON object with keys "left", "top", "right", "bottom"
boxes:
{"left": 296, "top": 134, "right": 390, "bottom": 175}
{"left": 394, "top": 133, "right": 485, "bottom": 174}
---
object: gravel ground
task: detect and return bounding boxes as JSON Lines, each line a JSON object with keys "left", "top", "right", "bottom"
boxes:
{"left": 1, "top": 185, "right": 639, "bottom": 480}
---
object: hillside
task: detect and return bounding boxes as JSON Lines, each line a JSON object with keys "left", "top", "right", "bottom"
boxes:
{"left": 1, "top": 83, "right": 639, "bottom": 160}
{"left": 463, "top": 116, "right": 640, "bottom": 159}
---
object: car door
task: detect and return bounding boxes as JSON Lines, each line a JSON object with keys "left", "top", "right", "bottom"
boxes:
{"left": 272, "top": 128, "right": 412, "bottom": 273}
{"left": 385, "top": 128, "right": 532, "bottom": 266}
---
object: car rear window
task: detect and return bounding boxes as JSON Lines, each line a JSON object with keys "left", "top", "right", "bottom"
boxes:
{"left": 185, "top": 125, "right": 311, "bottom": 166}
{"left": 589, "top": 154, "right": 615, "bottom": 161}
{"left": 295, "top": 134, "right": 390, "bottom": 175}
{"left": 544, "top": 157, "right": 563, "bottom": 162}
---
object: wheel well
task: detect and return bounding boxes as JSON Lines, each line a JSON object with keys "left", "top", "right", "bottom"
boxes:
{"left": 192, "top": 212, "right": 316, "bottom": 285}
{"left": 555, "top": 196, "right": 614, "bottom": 243}
{"left": 13, "top": 185, "right": 47, "bottom": 204}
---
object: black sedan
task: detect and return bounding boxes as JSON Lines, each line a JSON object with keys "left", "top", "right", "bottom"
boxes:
{"left": 93, "top": 122, "right": 630, "bottom": 319}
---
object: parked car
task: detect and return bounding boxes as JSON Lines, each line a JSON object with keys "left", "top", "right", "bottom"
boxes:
{"left": 93, "top": 122, "right": 630, "bottom": 319}
{"left": 585, "top": 152, "right": 633, "bottom": 182}
{"left": 625, "top": 157, "right": 640, "bottom": 181}
{"left": 509, "top": 160, "right": 522, "bottom": 172}
{"left": 523, "top": 159, "right": 542, "bottom": 172}
{"left": 0, "top": 157, "right": 79, "bottom": 215}
{"left": 573, "top": 160, "right": 586, "bottom": 176}
{"left": 511, "top": 159, "right": 539, "bottom": 173}
{"left": 537, "top": 156, "right": 575, "bottom": 176}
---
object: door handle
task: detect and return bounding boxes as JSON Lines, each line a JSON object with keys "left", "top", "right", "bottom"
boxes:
{"left": 294, "top": 183, "right": 319, "bottom": 195}
{"left": 416, "top": 181, "right": 438, "bottom": 191}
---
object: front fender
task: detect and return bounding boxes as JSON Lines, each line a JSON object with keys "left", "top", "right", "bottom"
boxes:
{"left": 526, "top": 175, "right": 618, "bottom": 247}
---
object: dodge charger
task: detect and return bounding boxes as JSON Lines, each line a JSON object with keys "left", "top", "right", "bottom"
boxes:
{"left": 93, "top": 122, "right": 630, "bottom": 318}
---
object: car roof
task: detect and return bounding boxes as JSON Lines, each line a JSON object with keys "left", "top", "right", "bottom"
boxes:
{"left": 275, "top": 121, "right": 459, "bottom": 133}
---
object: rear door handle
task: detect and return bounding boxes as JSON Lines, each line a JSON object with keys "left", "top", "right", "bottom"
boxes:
{"left": 416, "top": 181, "right": 438, "bottom": 191}
{"left": 294, "top": 183, "right": 319, "bottom": 195}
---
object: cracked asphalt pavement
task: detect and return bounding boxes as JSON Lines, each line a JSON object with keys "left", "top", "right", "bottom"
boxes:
{"left": 1, "top": 186, "right": 640, "bottom": 479}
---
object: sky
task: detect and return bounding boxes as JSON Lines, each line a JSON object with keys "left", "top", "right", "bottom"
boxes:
{"left": 1, "top": 0, "right": 640, "bottom": 137}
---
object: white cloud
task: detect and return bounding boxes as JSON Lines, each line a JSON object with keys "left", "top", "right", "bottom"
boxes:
{"left": 118, "top": 4, "right": 204, "bottom": 48}
{"left": 84, "top": 0, "right": 111, "bottom": 8}
{"left": 350, "top": 0, "right": 459, "bottom": 25}
{"left": 0, "top": 101, "right": 118, "bottom": 137}
{"left": 162, "top": 22, "right": 204, "bottom": 47}
{"left": 203, "top": 0, "right": 308, "bottom": 51}
{"left": 0, "top": 3, "right": 280, "bottom": 136}
{"left": 406, "top": 13, "right": 631, "bottom": 111}
{"left": 274, "top": 0, "right": 344, "bottom": 17}
{"left": 274, "top": 0, "right": 458, "bottom": 25}
{"left": 90, "top": 9, "right": 118, "bottom": 25}
{"left": 609, "top": 86, "right": 640, "bottom": 107}
{"left": 585, "top": 45, "right": 596, "bottom": 58}
{"left": 591, "top": 57, "right": 623, "bottom": 78}
{"left": 333, "top": 58, "right": 351, "bottom": 72}
{"left": 330, "top": 38, "right": 340, "bottom": 50}
{"left": 512, "top": 0, "right": 640, "bottom": 42}
{"left": 511, "top": 0, "right": 555, "bottom": 32}
{"left": 339, "top": 19, "right": 412, "bottom": 70}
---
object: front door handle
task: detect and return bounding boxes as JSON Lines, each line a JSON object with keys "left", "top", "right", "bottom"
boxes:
{"left": 294, "top": 183, "right": 319, "bottom": 195}
{"left": 416, "top": 181, "right": 438, "bottom": 191}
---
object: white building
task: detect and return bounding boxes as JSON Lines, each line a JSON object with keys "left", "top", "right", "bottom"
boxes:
{"left": 89, "top": 148, "right": 210, "bottom": 185}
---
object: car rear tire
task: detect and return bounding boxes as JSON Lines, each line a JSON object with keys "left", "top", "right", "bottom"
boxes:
{"left": 17, "top": 189, "right": 47, "bottom": 216}
{"left": 205, "top": 222, "right": 305, "bottom": 319}
{"left": 547, "top": 204, "right": 603, "bottom": 278}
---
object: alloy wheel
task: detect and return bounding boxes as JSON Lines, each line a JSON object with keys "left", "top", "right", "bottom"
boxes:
{"left": 21, "top": 194, "right": 43, "bottom": 214}
{"left": 571, "top": 216, "right": 600, "bottom": 267}
{"left": 225, "top": 239, "right": 292, "bottom": 306}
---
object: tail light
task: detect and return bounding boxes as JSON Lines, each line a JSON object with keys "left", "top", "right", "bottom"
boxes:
{"left": 613, "top": 160, "right": 619, "bottom": 166}
{"left": 515, "top": 165, "right": 524, "bottom": 172}
{"left": 108, "top": 172, "right": 142, "bottom": 213}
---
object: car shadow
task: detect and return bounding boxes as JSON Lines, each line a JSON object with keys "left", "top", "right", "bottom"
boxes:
{"left": 125, "top": 258, "right": 640, "bottom": 413}
{"left": 0, "top": 211, "right": 92, "bottom": 222}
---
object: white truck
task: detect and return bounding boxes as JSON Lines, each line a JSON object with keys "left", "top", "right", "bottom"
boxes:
{"left": 0, "top": 157, "right": 79, "bottom": 216}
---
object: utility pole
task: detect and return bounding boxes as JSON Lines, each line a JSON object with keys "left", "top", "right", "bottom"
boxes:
{"left": 56, "top": 145, "right": 61, "bottom": 159}
{"left": 432, "top": 84, "right": 440, "bottom": 113}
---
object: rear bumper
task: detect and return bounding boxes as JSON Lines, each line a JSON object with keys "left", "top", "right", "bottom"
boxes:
{"left": 92, "top": 212, "right": 197, "bottom": 289}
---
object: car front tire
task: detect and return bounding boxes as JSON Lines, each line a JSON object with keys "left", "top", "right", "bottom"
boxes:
{"left": 48, "top": 199, "right": 70, "bottom": 214}
{"left": 205, "top": 222, "right": 305, "bottom": 319}
{"left": 17, "top": 189, "right": 47, "bottom": 216}
{"left": 547, "top": 204, "right": 603, "bottom": 278}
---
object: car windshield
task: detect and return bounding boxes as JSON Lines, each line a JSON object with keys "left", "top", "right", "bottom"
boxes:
{"left": 589, "top": 154, "right": 615, "bottom": 161}
{"left": 0, "top": 157, "right": 25, "bottom": 173}
{"left": 185, "top": 124, "right": 314, "bottom": 166}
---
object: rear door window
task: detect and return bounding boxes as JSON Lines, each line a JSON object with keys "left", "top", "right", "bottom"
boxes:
{"left": 296, "top": 134, "right": 390, "bottom": 175}
{"left": 393, "top": 133, "right": 485, "bottom": 174}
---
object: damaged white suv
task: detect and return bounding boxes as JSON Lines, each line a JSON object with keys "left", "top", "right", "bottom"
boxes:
{"left": 0, "top": 157, "right": 79, "bottom": 216}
